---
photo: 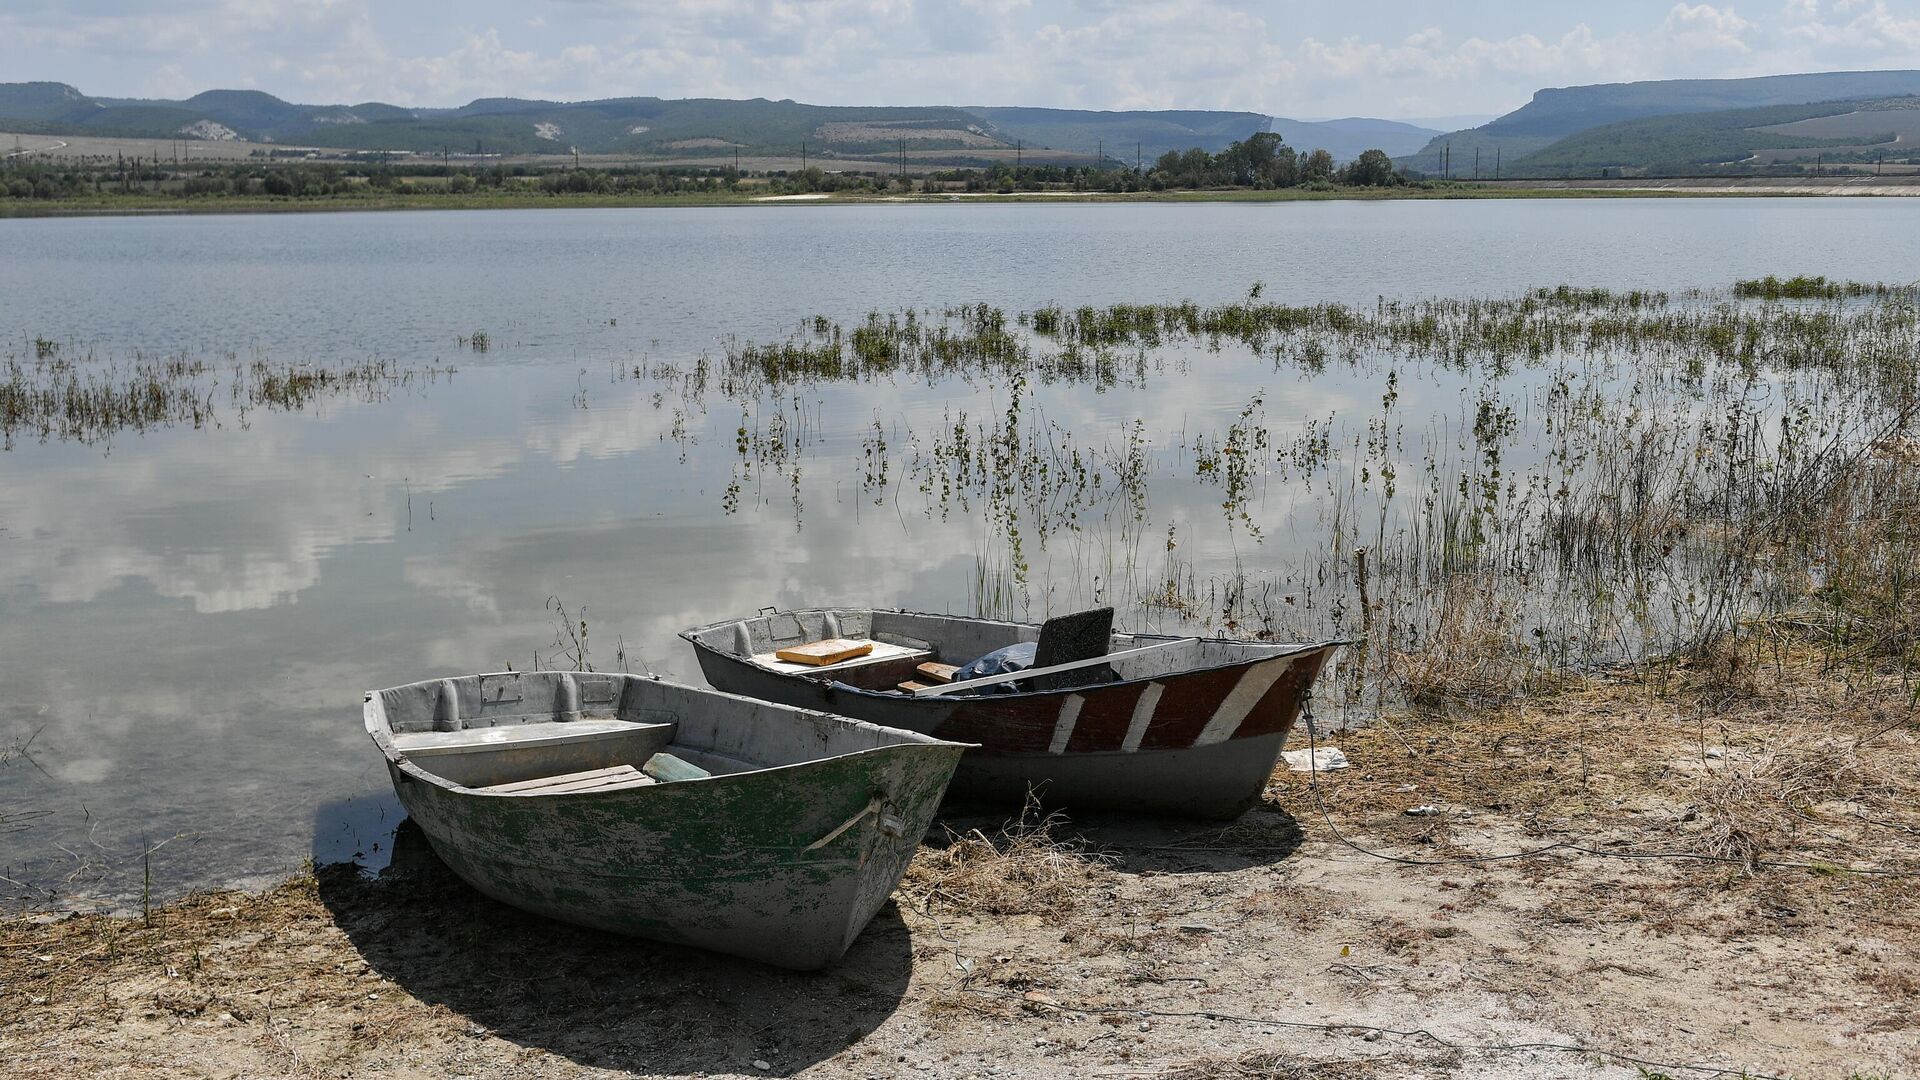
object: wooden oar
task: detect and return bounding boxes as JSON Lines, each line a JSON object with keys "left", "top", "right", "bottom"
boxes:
{"left": 911, "top": 638, "right": 1196, "bottom": 698}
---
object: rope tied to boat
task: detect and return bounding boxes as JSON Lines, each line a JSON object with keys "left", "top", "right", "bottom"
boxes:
{"left": 803, "top": 795, "right": 884, "bottom": 852}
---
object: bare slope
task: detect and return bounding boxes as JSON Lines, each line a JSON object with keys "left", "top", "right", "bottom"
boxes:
{"left": 1402, "top": 69, "right": 1920, "bottom": 174}
{"left": 1512, "top": 97, "right": 1920, "bottom": 173}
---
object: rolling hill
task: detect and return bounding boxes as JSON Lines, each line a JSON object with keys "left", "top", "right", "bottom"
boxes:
{"left": 0, "top": 82, "right": 1420, "bottom": 165}
{"left": 0, "top": 83, "right": 1025, "bottom": 155}
{"left": 1401, "top": 69, "right": 1920, "bottom": 174}
{"left": 0, "top": 81, "right": 102, "bottom": 124}
{"left": 1511, "top": 98, "right": 1918, "bottom": 173}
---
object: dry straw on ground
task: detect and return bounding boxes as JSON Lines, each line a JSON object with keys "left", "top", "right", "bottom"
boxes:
{"left": 5, "top": 636, "right": 1916, "bottom": 1078}
{"left": 901, "top": 797, "right": 1115, "bottom": 918}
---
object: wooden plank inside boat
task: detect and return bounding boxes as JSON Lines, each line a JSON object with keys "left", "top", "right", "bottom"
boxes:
{"left": 751, "top": 639, "right": 931, "bottom": 674}
{"left": 482, "top": 764, "right": 657, "bottom": 795}
{"left": 774, "top": 638, "right": 877, "bottom": 666}
{"left": 915, "top": 662, "right": 959, "bottom": 684}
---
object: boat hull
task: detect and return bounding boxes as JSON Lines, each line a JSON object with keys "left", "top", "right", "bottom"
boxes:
{"left": 366, "top": 673, "right": 968, "bottom": 970}
{"left": 689, "top": 640, "right": 1339, "bottom": 820}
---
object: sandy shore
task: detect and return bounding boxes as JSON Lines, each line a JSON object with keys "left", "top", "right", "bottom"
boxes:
{"left": 6, "top": 641, "right": 1916, "bottom": 1079}
{"left": 1485, "top": 176, "right": 1920, "bottom": 197}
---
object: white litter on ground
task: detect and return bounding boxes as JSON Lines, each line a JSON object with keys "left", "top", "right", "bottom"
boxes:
{"left": 1282, "top": 747, "right": 1349, "bottom": 772}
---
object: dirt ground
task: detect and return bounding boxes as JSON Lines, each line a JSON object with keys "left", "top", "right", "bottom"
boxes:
{"left": 4, "top": 642, "right": 1916, "bottom": 1080}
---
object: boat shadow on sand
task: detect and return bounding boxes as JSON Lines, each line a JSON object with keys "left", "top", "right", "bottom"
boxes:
{"left": 1104, "top": 804, "right": 1306, "bottom": 874}
{"left": 314, "top": 818, "right": 914, "bottom": 1077}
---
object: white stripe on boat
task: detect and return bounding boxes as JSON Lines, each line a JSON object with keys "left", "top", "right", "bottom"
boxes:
{"left": 1048, "top": 693, "right": 1085, "bottom": 755}
{"left": 1192, "top": 659, "right": 1293, "bottom": 747}
{"left": 1121, "top": 682, "right": 1164, "bottom": 753}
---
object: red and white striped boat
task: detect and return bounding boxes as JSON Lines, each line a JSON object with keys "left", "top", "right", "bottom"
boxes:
{"left": 681, "top": 607, "right": 1343, "bottom": 819}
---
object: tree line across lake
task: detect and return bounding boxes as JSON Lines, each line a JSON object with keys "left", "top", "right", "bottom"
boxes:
{"left": 1, "top": 132, "right": 1406, "bottom": 204}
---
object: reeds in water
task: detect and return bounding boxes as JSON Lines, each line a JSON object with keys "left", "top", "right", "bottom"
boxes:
{"left": 1, "top": 343, "right": 453, "bottom": 448}
{"left": 692, "top": 282, "right": 1919, "bottom": 704}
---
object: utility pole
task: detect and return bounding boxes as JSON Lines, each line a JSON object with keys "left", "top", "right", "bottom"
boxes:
{"left": 1016, "top": 139, "right": 1022, "bottom": 169}
{"left": 801, "top": 140, "right": 807, "bottom": 171}
{"left": 1096, "top": 138, "right": 1102, "bottom": 170}
{"left": 1474, "top": 147, "right": 1480, "bottom": 179}
{"left": 1495, "top": 147, "right": 1500, "bottom": 180}
{"left": 1136, "top": 141, "right": 1141, "bottom": 173}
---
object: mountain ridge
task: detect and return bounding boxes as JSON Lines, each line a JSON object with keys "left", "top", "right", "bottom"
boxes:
{"left": 1401, "top": 69, "right": 1920, "bottom": 174}
{"left": 0, "top": 82, "right": 1432, "bottom": 162}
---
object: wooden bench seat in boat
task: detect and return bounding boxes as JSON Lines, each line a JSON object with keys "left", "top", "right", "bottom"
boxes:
{"left": 483, "top": 764, "right": 657, "bottom": 795}
{"left": 475, "top": 751, "right": 716, "bottom": 796}
{"left": 390, "top": 718, "right": 671, "bottom": 758}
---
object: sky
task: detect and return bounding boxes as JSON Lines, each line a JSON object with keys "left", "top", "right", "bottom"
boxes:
{"left": 3, "top": 1, "right": 1919, "bottom": 122}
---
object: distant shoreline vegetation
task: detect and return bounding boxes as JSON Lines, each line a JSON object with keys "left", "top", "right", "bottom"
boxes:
{"left": 0, "top": 133, "right": 1492, "bottom": 216}
{"left": 3, "top": 129, "right": 1869, "bottom": 217}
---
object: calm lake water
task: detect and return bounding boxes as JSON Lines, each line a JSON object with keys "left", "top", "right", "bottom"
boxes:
{"left": 2, "top": 198, "right": 1915, "bottom": 906}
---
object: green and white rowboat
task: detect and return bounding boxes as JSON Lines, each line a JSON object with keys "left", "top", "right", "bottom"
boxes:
{"left": 364, "top": 670, "right": 971, "bottom": 970}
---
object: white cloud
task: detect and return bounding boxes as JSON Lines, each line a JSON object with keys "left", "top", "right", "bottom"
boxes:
{"left": 1662, "top": 3, "right": 1755, "bottom": 51}
{"left": 2, "top": 1, "right": 1919, "bottom": 118}
{"left": 1784, "top": 0, "right": 1920, "bottom": 53}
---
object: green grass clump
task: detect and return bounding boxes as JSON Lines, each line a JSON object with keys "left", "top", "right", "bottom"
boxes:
{"left": 1730, "top": 274, "right": 1905, "bottom": 300}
